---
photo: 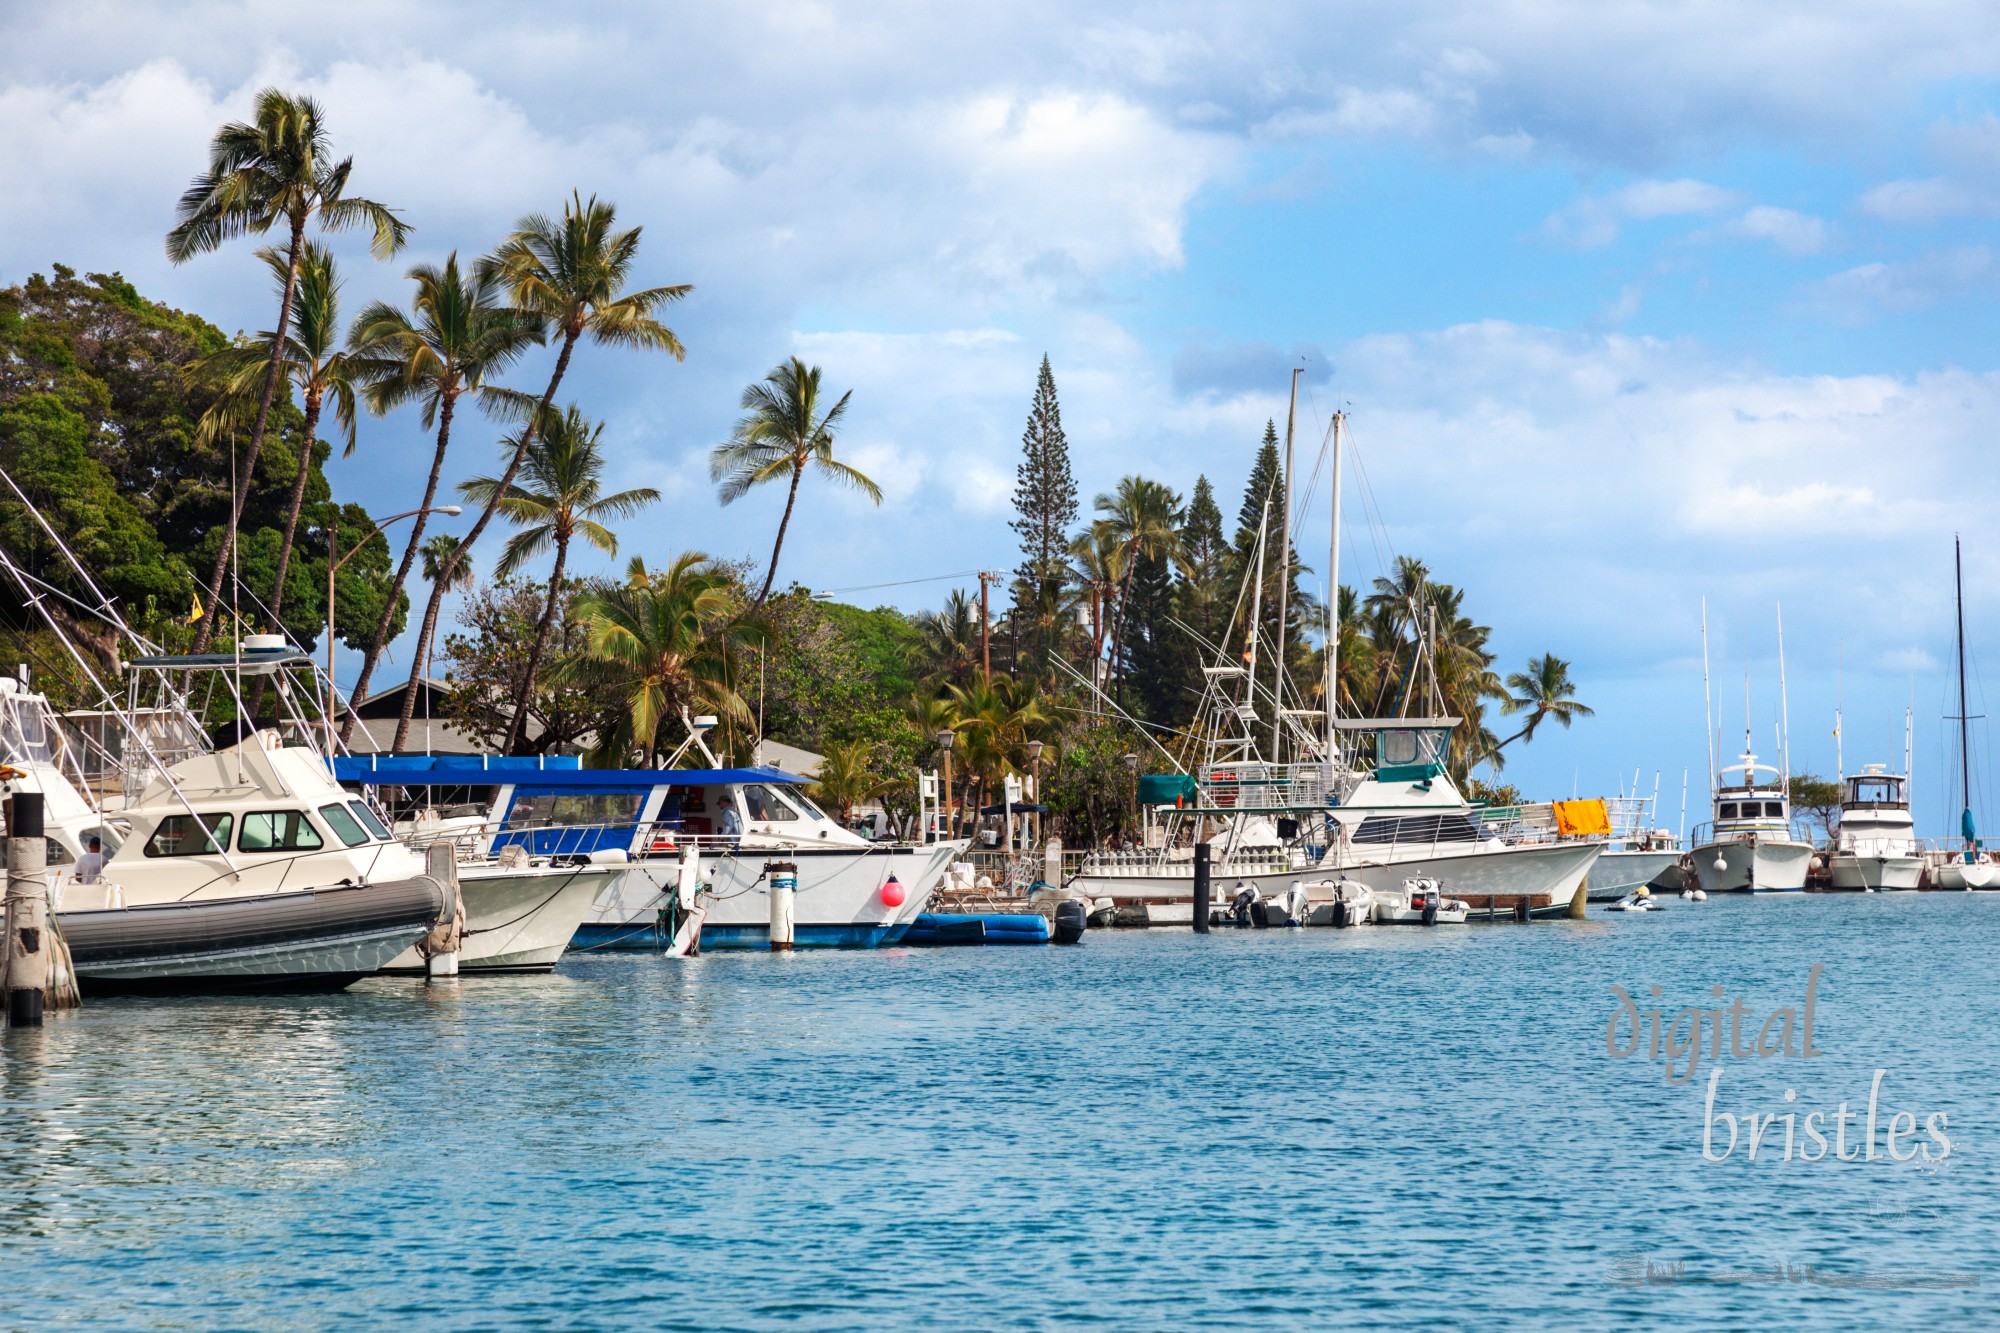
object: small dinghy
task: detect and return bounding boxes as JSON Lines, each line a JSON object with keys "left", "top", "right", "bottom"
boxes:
{"left": 1373, "top": 877, "right": 1470, "bottom": 925}
{"left": 1300, "top": 878, "right": 1376, "bottom": 927}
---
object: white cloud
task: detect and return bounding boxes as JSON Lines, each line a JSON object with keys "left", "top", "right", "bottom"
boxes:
{"left": 1723, "top": 204, "right": 1828, "bottom": 255}
{"left": 1859, "top": 177, "right": 1988, "bottom": 223}
{"left": 1798, "top": 246, "right": 1998, "bottom": 320}
{"left": 1541, "top": 178, "right": 1740, "bottom": 248}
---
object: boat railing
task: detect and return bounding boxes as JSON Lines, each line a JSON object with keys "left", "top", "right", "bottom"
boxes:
{"left": 398, "top": 816, "right": 949, "bottom": 866}
{"left": 1196, "top": 762, "right": 1336, "bottom": 811}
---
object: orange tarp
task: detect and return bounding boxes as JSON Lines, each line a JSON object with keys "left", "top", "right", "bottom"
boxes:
{"left": 1552, "top": 798, "right": 1611, "bottom": 838}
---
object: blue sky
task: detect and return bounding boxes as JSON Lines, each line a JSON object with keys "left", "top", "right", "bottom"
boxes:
{"left": 4, "top": 1, "right": 2000, "bottom": 831}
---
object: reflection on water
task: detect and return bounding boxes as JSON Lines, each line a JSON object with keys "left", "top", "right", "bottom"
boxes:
{"left": 4, "top": 897, "right": 1999, "bottom": 1328}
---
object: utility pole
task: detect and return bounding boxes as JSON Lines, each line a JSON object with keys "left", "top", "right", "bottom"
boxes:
{"left": 978, "top": 571, "right": 999, "bottom": 677}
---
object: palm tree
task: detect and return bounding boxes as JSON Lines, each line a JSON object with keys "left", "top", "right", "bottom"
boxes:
{"left": 459, "top": 405, "right": 660, "bottom": 753}
{"left": 167, "top": 88, "right": 407, "bottom": 650}
{"left": 190, "top": 241, "right": 359, "bottom": 637}
{"left": 1092, "top": 476, "right": 1184, "bottom": 698}
{"left": 1067, "top": 523, "right": 1125, "bottom": 677}
{"left": 709, "top": 357, "right": 881, "bottom": 605}
{"left": 412, "top": 193, "right": 690, "bottom": 747}
{"left": 569, "top": 554, "right": 760, "bottom": 766}
{"left": 338, "top": 254, "right": 539, "bottom": 745}
{"left": 806, "top": 740, "right": 892, "bottom": 824}
{"left": 1490, "top": 653, "right": 1594, "bottom": 760}
{"left": 912, "top": 589, "right": 981, "bottom": 688}
{"left": 417, "top": 532, "right": 476, "bottom": 677}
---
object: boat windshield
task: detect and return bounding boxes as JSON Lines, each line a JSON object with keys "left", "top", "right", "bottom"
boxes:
{"left": 145, "top": 813, "right": 232, "bottom": 857}
{"left": 743, "top": 784, "right": 802, "bottom": 822}
{"left": 1848, "top": 776, "right": 1904, "bottom": 805}
{"left": 239, "top": 810, "right": 324, "bottom": 852}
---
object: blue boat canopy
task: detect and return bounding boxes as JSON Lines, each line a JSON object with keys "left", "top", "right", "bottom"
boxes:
{"left": 332, "top": 755, "right": 808, "bottom": 788}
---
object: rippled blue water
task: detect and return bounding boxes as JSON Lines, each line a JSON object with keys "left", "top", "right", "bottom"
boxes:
{"left": 3, "top": 894, "right": 1998, "bottom": 1329}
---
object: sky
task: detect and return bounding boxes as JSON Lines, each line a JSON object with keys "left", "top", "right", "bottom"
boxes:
{"left": 4, "top": 1, "right": 2000, "bottom": 832}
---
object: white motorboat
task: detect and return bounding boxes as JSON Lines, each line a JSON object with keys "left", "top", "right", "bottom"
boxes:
{"left": 1072, "top": 717, "right": 1599, "bottom": 919}
{"left": 350, "top": 755, "right": 963, "bottom": 949}
{"left": 1827, "top": 766, "right": 1922, "bottom": 891}
{"left": 1298, "top": 878, "right": 1375, "bottom": 927}
{"left": 0, "top": 683, "right": 446, "bottom": 993}
{"left": 1605, "top": 891, "right": 1663, "bottom": 913}
{"left": 1370, "top": 876, "right": 1470, "bottom": 925}
{"left": 1691, "top": 750, "right": 1812, "bottom": 893}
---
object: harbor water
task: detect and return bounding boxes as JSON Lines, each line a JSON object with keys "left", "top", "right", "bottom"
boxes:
{"left": 4, "top": 894, "right": 1998, "bottom": 1328}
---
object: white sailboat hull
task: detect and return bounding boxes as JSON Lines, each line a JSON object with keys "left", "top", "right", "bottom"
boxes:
{"left": 1691, "top": 838, "right": 1812, "bottom": 893}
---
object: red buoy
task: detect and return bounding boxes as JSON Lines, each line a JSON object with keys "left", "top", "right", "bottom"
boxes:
{"left": 881, "top": 876, "right": 907, "bottom": 907}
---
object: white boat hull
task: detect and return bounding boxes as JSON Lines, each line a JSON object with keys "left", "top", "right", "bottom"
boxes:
{"left": 1585, "top": 848, "right": 1685, "bottom": 901}
{"left": 575, "top": 843, "right": 961, "bottom": 950}
{"left": 1827, "top": 855, "right": 1923, "bottom": 891}
{"left": 1934, "top": 860, "right": 2000, "bottom": 890}
{"left": 383, "top": 864, "right": 622, "bottom": 973}
{"left": 1691, "top": 838, "right": 1812, "bottom": 893}
{"left": 1075, "top": 841, "right": 1598, "bottom": 919}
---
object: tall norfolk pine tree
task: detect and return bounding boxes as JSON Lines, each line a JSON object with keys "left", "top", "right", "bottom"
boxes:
{"left": 1011, "top": 355, "right": 1076, "bottom": 582}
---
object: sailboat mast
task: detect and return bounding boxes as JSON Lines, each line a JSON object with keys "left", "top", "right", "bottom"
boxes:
{"left": 1325, "top": 410, "right": 1344, "bottom": 766}
{"left": 1957, "top": 535, "right": 1974, "bottom": 851}
{"left": 1273, "top": 367, "right": 1301, "bottom": 761}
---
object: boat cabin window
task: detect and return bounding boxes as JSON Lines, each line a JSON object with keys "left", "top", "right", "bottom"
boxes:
{"left": 1719, "top": 802, "right": 1739, "bottom": 818}
{"left": 1763, "top": 801, "right": 1786, "bottom": 818}
{"left": 742, "top": 784, "right": 801, "bottom": 822}
{"left": 504, "top": 792, "right": 645, "bottom": 829}
{"left": 145, "top": 813, "right": 233, "bottom": 858}
{"left": 348, "top": 802, "right": 394, "bottom": 840}
{"left": 239, "top": 810, "right": 324, "bottom": 852}
{"left": 319, "top": 803, "right": 371, "bottom": 848}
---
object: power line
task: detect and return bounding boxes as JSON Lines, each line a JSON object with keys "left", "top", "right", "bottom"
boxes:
{"left": 813, "top": 569, "right": 982, "bottom": 597}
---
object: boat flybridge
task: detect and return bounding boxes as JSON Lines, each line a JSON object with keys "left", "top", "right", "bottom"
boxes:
{"left": 1691, "top": 750, "right": 1812, "bottom": 893}
{"left": 0, "top": 671, "right": 445, "bottom": 993}
{"left": 1827, "top": 765, "right": 1922, "bottom": 891}
{"left": 337, "top": 752, "right": 963, "bottom": 949}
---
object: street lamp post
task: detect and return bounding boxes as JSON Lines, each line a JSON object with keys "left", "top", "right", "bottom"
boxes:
{"left": 934, "top": 729, "right": 956, "bottom": 841}
{"left": 1026, "top": 739, "right": 1044, "bottom": 849}
{"left": 326, "top": 505, "right": 461, "bottom": 749}
{"left": 1122, "top": 751, "right": 1140, "bottom": 845}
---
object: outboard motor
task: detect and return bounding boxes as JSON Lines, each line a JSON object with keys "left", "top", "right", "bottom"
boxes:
{"left": 1052, "top": 898, "right": 1087, "bottom": 944}
{"left": 1331, "top": 895, "right": 1350, "bottom": 928}
{"left": 1231, "top": 884, "right": 1257, "bottom": 929}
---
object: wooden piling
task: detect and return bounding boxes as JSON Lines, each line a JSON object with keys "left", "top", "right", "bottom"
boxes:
{"left": 6, "top": 792, "right": 49, "bottom": 1027}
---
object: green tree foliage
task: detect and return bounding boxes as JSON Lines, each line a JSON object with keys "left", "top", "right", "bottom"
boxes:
{"left": 0, "top": 266, "right": 397, "bottom": 656}
{"left": 439, "top": 574, "right": 626, "bottom": 756}
{"left": 1788, "top": 774, "right": 1844, "bottom": 837}
{"left": 755, "top": 592, "right": 915, "bottom": 755}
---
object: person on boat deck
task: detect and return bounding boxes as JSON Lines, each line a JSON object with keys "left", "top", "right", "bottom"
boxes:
{"left": 719, "top": 803, "right": 742, "bottom": 846}
{"left": 76, "top": 836, "right": 103, "bottom": 884}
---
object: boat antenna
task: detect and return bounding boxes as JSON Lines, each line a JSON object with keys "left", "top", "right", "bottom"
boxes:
{"left": 1777, "top": 601, "right": 1790, "bottom": 783}
{"left": 1701, "top": 597, "right": 1715, "bottom": 792}
{"left": 1273, "top": 366, "right": 1301, "bottom": 762}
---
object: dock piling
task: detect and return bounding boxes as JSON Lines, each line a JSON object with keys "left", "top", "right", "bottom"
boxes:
{"left": 769, "top": 861, "right": 796, "bottom": 952}
{"left": 1193, "top": 842, "right": 1210, "bottom": 933}
{"left": 6, "top": 793, "right": 48, "bottom": 1027}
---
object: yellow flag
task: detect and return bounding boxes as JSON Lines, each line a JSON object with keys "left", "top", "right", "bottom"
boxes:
{"left": 187, "top": 592, "right": 204, "bottom": 625}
